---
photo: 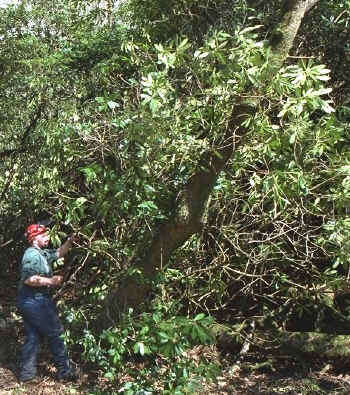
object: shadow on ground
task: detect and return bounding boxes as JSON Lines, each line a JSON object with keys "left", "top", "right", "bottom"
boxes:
{"left": 2, "top": 276, "right": 350, "bottom": 394}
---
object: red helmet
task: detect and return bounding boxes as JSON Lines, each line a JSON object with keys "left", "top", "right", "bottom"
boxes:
{"left": 25, "top": 224, "right": 48, "bottom": 243}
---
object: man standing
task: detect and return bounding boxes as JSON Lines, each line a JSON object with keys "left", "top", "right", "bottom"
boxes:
{"left": 17, "top": 223, "right": 79, "bottom": 383}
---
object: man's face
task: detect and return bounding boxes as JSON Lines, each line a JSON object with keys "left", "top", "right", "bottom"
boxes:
{"left": 34, "top": 231, "right": 50, "bottom": 248}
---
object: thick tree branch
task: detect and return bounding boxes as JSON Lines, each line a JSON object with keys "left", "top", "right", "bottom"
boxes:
{"left": 306, "top": 0, "right": 320, "bottom": 13}
{"left": 269, "top": 0, "right": 320, "bottom": 71}
{"left": 99, "top": 0, "right": 316, "bottom": 326}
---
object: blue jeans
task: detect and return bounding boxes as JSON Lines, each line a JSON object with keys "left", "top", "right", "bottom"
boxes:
{"left": 17, "top": 287, "right": 70, "bottom": 381}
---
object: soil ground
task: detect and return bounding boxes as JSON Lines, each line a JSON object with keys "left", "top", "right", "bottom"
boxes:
{"left": 2, "top": 275, "right": 350, "bottom": 394}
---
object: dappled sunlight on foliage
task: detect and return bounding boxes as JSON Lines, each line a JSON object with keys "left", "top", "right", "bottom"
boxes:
{"left": 1, "top": 0, "right": 350, "bottom": 393}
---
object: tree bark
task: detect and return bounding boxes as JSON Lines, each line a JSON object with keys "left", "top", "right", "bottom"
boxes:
{"left": 99, "top": 0, "right": 320, "bottom": 328}
{"left": 269, "top": 0, "right": 320, "bottom": 71}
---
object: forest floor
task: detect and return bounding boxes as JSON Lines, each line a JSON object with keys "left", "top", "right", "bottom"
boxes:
{"left": 2, "top": 274, "right": 350, "bottom": 394}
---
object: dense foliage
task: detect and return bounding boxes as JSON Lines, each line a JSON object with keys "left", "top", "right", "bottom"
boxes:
{"left": 1, "top": 0, "right": 350, "bottom": 392}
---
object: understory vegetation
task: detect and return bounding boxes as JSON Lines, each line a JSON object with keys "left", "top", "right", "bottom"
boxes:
{"left": 1, "top": 0, "right": 350, "bottom": 393}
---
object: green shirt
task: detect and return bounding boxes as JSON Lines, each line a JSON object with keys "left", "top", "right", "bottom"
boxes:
{"left": 19, "top": 247, "right": 58, "bottom": 290}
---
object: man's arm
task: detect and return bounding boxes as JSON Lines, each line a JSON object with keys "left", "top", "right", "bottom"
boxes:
{"left": 22, "top": 235, "right": 77, "bottom": 287}
{"left": 57, "top": 234, "right": 77, "bottom": 258}
{"left": 24, "top": 275, "right": 63, "bottom": 287}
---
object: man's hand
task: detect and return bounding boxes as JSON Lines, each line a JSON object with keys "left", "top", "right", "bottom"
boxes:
{"left": 51, "top": 275, "right": 64, "bottom": 287}
{"left": 69, "top": 233, "right": 79, "bottom": 243}
{"left": 57, "top": 234, "right": 78, "bottom": 258}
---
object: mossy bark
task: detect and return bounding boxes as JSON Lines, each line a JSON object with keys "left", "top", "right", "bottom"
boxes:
{"left": 277, "top": 332, "right": 350, "bottom": 359}
{"left": 99, "top": 0, "right": 320, "bottom": 328}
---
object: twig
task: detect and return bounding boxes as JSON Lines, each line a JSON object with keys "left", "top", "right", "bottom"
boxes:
{"left": 55, "top": 252, "right": 90, "bottom": 299}
{"left": 0, "top": 239, "right": 13, "bottom": 248}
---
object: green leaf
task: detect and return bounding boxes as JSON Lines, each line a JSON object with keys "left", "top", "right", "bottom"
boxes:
{"left": 177, "top": 38, "right": 189, "bottom": 49}
{"left": 196, "top": 326, "right": 211, "bottom": 343}
{"left": 289, "top": 133, "right": 296, "bottom": 145}
{"left": 198, "top": 52, "right": 209, "bottom": 59}
{"left": 321, "top": 101, "right": 335, "bottom": 113}
{"left": 133, "top": 342, "right": 145, "bottom": 356}
{"left": 194, "top": 313, "right": 205, "bottom": 321}
{"left": 104, "top": 371, "right": 115, "bottom": 380}
{"left": 75, "top": 197, "right": 87, "bottom": 206}
{"left": 140, "top": 326, "right": 149, "bottom": 335}
{"left": 239, "top": 25, "right": 263, "bottom": 35}
{"left": 107, "top": 100, "right": 119, "bottom": 110}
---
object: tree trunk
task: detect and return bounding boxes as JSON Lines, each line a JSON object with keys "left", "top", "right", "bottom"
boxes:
{"left": 99, "top": 0, "right": 320, "bottom": 328}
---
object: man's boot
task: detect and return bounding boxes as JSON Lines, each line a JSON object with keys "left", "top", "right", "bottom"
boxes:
{"left": 57, "top": 360, "right": 80, "bottom": 382}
